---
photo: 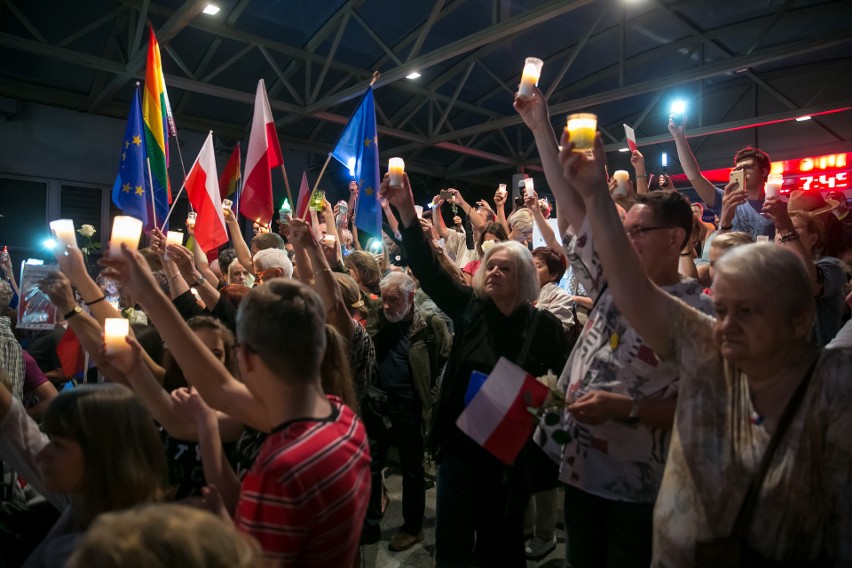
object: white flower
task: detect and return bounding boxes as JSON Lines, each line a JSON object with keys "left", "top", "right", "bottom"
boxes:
{"left": 77, "top": 224, "right": 96, "bottom": 238}
{"left": 536, "top": 370, "right": 560, "bottom": 392}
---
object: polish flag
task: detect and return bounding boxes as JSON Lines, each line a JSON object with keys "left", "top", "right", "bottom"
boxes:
{"left": 295, "top": 171, "right": 311, "bottom": 219}
{"left": 456, "top": 357, "right": 550, "bottom": 465}
{"left": 185, "top": 132, "right": 228, "bottom": 253}
{"left": 241, "top": 79, "right": 284, "bottom": 226}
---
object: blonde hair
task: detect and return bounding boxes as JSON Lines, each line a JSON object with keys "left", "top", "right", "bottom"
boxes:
{"left": 66, "top": 503, "right": 264, "bottom": 568}
{"left": 710, "top": 231, "right": 753, "bottom": 252}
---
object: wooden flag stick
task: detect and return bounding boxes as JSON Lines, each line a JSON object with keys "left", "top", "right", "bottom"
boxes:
{"left": 146, "top": 157, "right": 157, "bottom": 229}
{"left": 304, "top": 153, "right": 333, "bottom": 221}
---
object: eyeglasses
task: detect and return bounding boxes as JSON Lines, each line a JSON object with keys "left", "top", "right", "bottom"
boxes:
{"left": 255, "top": 268, "right": 275, "bottom": 283}
{"left": 733, "top": 164, "right": 757, "bottom": 171}
{"left": 625, "top": 225, "right": 677, "bottom": 240}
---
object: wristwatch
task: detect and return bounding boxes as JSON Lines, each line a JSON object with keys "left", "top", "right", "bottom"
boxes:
{"left": 64, "top": 305, "right": 83, "bottom": 320}
{"left": 627, "top": 398, "right": 641, "bottom": 423}
{"left": 189, "top": 274, "right": 205, "bottom": 288}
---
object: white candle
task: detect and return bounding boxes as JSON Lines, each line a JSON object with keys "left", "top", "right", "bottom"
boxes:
{"left": 498, "top": 183, "right": 508, "bottom": 198}
{"left": 566, "top": 113, "right": 598, "bottom": 152}
{"left": 166, "top": 231, "right": 184, "bottom": 246}
{"left": 109, "top": 216, "right": 143, "bottom": 258}
{"left": 415, "top": 205, "right": 423, "bottom": 218}
{"left": 388, "top": 157, "right": 405, "bottom": 187}
{"left": 186, "top": 211, "right": 197, "bottom": 228}
{"left": 104, "top": 318, "right": 130, "bottom": 355}
{"left": 612, "top": 170, "right": 630, "bottom": 197}
{"left": 765, "top": 173, "right": 783, "bottom": 198}
{"left": 524, "top": 178, "right": 535, "bottom": 199}
{"left": 49, "top": 220, "right": 77, "bottom": 249}
{"left": 517, "top": 57, "right": 543, "bottom": 100}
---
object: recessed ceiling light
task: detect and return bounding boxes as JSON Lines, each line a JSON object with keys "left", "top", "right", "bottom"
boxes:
{"left": 618, "top": 147, "right": 630, "bottom": 152}
{"left": 795, "top": 115, "right": 812, "bottom": 122}
{"left": 406, "top": 72, "right": 421, "bottom": 80}
{"left": 202, "top": 4, "right": 220, "bottom": 15}
{"left": 733, "top": 67, "right": 749, "bottom": 74}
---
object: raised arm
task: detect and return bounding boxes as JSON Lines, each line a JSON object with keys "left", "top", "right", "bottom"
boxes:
{"left": 167, "top": 244, "right": 220, "bottom": 310}
{"left": 525, "top": 190, "right": 562, "bottom": 253}
{"left": 223, "top": 208, "right": 254, "bottom": 276}
{"left": 431, "top": 197, "right": 450, "bottom": 240}
{"left": 559, "top": 133, "right": 676, "bottom": 358}
{"left": 101, "top": 245, "right": 271, "bottom": 433}
{"left": 493, "top": 190, "right": 511, "bottom": 236}
{"left": 448, "top": 188, "right": 487, "bottom": 232}
{"left": 668, "top": 117, "right": 718, "bottom": 208}
{"left": 289, "top": 218, "right": 355, "bottom": 341}
{"left": 381, "top": 198, "right": 401, "bottom": 238}
{"left": 631, "top": 150, "right": 649, "bottom": 195}
{"left": 514, "top": 87, "right": 586, "bottom": 236}
{"left": 1, "top": 251, "right": 19, "bottom": 298}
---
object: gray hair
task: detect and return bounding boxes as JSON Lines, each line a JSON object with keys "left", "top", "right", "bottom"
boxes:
{"left": 0, "top": 279, "right": 11, "bottom": 308}
{"left": 472, "top": 240, "right": 540, "bottom": 308}
{"left": 508, "top": 208, "right": 534, "bottom": 235}
{"left": 715, "top": 243, "right": 815, "bottom": 325}
{"left": 379, "top": 271, "right": 415, "bottom": 296}
{"left": 253, "top": 248, "right": 293, "bottom": 278}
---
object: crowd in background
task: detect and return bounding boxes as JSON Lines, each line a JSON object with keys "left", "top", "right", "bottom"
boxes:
{"left": 0, "top": 84, "right": 850, "bottom": 568}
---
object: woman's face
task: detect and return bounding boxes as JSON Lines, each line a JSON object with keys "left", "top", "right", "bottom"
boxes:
{"left": 194, "top": 328, "right": 226, "bottom": 364}
{"left": 37, "top": 436, "right": 86, "bottom": 494}
{"left": 712, "top": 273, "right": 798, "bottom": 364}
{"left": 483, "top": 249, "right": 519, "bottom": 303}
{"left": 228, "top": 262, "right": 250, "bottom": 286}
{"left": 532, "top": 256, "right": 554, "bottom": 288}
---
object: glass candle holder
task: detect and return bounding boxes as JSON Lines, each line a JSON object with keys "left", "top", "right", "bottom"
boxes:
{"left": 49, "top": 220, "right": 77, "bottom": 250}
{"left": 104, "top": 317, "right": 130, "bottom": 355}
{"left": 309, "top": 189, "right": 326, "bottom": 212}
{"left": 166, "top": 231, "right": 184, "bottom": 246}
{"left": 566, "top": 113, "right": 597, "bottom": 152}
{"left": 388, "top": 157, "right": 405, "bottom": 187}
{"left": 109, "top": 216, "right": 143, "bottom": 258}
{"left": 186, "top": 211, "right": 197, "bottom": 228}
{"left": 517, "top": 57, "right": 543, "bottom": 100}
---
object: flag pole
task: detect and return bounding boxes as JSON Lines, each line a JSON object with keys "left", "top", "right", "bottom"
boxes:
{"left": 146, "top": 157, "right": 157, "bottom": 229}
{"left": 160, "top": 131, "right": 211, "bottom": 231}
{"left": 305, "top": 153, "right": 333, "bottom": 221}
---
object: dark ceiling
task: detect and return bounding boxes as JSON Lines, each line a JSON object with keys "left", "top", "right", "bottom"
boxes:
{"left": 1, "top": 0, "right": 851, "bottom": 185}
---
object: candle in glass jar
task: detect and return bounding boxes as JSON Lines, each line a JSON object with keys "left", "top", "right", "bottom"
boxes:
{"left": 566, "top": 113, "right": 598, "bottom": 152}
{"left": 388, "top": 158, "right": 405, "bottom": 187}
{"left": 222, "top": 199, "right": 233, "bottom": 211}
{"left": 612, "top": 170, "right": 630, "bottom": 198}
{"left": 517, "top": 57, "right": 543, "bottom": 100}
{"left": 104, "top": 318, "right": 130, "bottom": 355}
{"left": 186, "top": 211, "right": 197, "bottom": 228}
{"left": 109, "top": 216, "right": 143, "bottom": 258}
{"left": 765, "top": 173, "right": 783, "bottom": 198}
{"left": 524, "top": 178, "right": 535, "bottom": 199}
{"left": 166, "top": 231, "right": 184, "bottom": 246}
{"left": 49, "top": 220, "right": 77, "bottom": 249}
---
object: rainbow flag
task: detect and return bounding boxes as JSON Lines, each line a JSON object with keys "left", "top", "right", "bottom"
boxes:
{"left": 219, "top": 143, "right": 241, "bottom": 199}
{"left": 142, "top": 25, "right": 174, "bottom": 230}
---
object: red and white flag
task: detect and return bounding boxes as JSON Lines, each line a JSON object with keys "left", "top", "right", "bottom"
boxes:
{"left": 456, "top": 357, "right": 550, "bottom": 465}
{"left": 295, "top": 171, "right": 311, "bottom": 219}
{"left": 241, "top": 79, "right": 284, "bottom": 226}
{"left": 624, "top": 124, "right": 637, "bottom": 152}
{"left": 185, "top": 132, "right": 228, "bottom": 253}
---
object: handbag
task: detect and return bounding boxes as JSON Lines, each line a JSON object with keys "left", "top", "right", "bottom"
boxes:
{"left": 695, "top": 358, "right": 819, "bottom": 568}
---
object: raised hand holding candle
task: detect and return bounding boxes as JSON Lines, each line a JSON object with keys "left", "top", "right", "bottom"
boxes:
{"left": 517, "top": 57, "right": 543, "bottom": 100}
{"left": 388, "top": 157, "right": 405, "bottom": 187}
{"left": 524, "top": 178, "right": 535, "bottom": 199}
{"left": 104, "top": 317, "right": 130, "bottom": 355}
{"left": 166, "top": 231, "right": 184, "bottom": 246}
{"left": 222, "top": 199, "right": 233, "bottom": 211}
{"left": 49, "top": 220, "right": 77, "bottom": 249}
{"left": 109, "top": 216, "right": 143, "bottom": 258}
{"left": 566, "top": 113, "right": 597, "bottom": 152}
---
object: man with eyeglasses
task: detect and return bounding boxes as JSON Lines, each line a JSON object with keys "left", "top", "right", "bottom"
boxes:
{"left": 669, "top": 117, "right": 775, "bottom": 240}
{"left": 252, "top": 248, "right": 293, "bottom": 285}
{"left": 515, "top": 88, "right": 714, "bottom": 568}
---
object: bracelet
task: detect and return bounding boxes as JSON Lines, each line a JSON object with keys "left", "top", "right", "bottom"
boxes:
{"left": 779, "top": 231, "right": 800, "bottom": 243}
{"left": 719, "top": 224, "right": 733, "bottom": 231}
{"left": 168, "top": 273, "right": 181, "bottom": 281}
{"left": 680, "top": 252, "right": 692, "bottom": 257}
{"left": 84, "top": 295, "right": 106, "bottom": 307}
{"left": 313, "top": 268, "right": 333, "bottom": 277}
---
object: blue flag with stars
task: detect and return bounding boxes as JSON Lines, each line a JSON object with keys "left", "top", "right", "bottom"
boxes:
{"left": 111, "top": 86, "right": 150, "bottom": 227}
{"left": 331, "top": 86, "right": 381, "bottom": 237}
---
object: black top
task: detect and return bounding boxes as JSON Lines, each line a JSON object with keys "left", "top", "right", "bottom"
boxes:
{"left": 374, "top": 318, "right": 415, "bottom": 400}
{"left": 399, "top": 221, "right": 569, "bottom": 461}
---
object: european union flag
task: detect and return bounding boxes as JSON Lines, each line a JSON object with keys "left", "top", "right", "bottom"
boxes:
{"left": 331, "top": 86, "right": 381, "bottom": 237}
{"left": 111, "top": 86, "right": 150, "bottom": 227}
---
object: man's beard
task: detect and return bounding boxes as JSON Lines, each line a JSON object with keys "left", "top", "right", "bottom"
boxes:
{"left": 384, "top": 306, "right": 409, "bottom": 323}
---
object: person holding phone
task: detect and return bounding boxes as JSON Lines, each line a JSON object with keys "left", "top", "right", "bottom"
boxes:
{"left": 668, "top": 116, "right": 775, "bottom": 240}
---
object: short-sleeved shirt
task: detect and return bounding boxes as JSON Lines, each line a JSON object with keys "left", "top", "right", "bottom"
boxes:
{"left": 444, "top": 229, "right": 478, "bottom": 269}
{"left": 653, "top": 303, "right": 852, "bottom": 566}
{"left": 708, "top": 186, "right": 775, "bottom": 239}
{"left": 235, "top": 396, "right": 371, "bottom": 567}
{"left": 557, "top": 220, "right": 714, "bottom": 503}
{"left": 0, "top": 316, "right": 23, "bottom": 400}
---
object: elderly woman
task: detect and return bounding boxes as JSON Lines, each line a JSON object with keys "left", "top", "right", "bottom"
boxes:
{"left": 558, "top": 132, "right": 852, "bottom": 566}
{"left": 381, "top": 173, "right": 568, "bottom": 567}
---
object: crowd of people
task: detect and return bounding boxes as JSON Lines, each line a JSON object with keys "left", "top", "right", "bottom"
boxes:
{"left": 0, "top": 84, "right": 850, "bottom": 568}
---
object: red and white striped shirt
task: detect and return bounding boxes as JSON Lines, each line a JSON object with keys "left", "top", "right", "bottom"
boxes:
{"left": 235, "top": 396, "right": 371, "bottom": 567}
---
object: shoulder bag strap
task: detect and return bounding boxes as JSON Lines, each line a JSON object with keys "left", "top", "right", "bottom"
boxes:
{"left": 730, "top": 355, "right": 820, "bottom": 540}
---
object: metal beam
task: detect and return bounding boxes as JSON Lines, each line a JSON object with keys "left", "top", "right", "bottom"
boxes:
{"left": 433, "top": 61, "right": 475, "bottom": 136}
{"left": 304, "top": 0, "right": 598, "bottom": 114}
{"left": 88, "top": 0, "right": 208, "bottom": 111}
{"left": 2, "top": 0, "right": 47, "bottom": 42}
{"left": 201, "top": 44, "right": 255, "bottom": 83}
{"left": 57, "top": 7, "right": 123, "bottom": 48}
{"left": 545, "top": 6, "right": 606, "bottom": 99}
{"left": 429, "top": 32, "right": 852, "bottom": 144}
{"left": 310, "top": 11, "right": 351, "bottom": 103}
{"left": 407, "top": 0, "right": 445, "bottom": 62}
{"left": 350, "top": 9, "right": 402, "bottom": 66}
